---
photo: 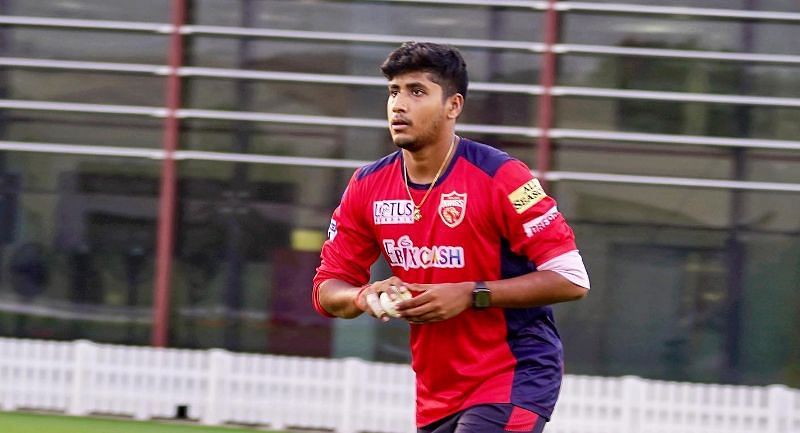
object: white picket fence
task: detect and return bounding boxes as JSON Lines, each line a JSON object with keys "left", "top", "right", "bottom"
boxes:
{"left": 0, "top": 337, "right": 798, "bottom": 433}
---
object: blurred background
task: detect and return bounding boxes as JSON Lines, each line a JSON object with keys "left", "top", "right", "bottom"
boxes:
{"left": 0, "top": 0, "right": 797, "bottom": 391}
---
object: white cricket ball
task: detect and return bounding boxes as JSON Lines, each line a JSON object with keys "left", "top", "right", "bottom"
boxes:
{"left": 379, "top": 289, "right": 412, "bottom": 318}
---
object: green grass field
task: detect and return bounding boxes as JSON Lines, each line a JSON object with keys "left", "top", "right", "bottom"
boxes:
{"left": 0, "top": 411, "right": 287, "bottom": 433}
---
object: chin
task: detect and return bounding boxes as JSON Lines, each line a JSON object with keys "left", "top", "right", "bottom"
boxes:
{"left": 393, "top": 136, "right": 419, "bottom": 151}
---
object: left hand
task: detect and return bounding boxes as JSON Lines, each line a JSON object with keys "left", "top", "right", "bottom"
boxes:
{"left": 395, "top": 282, "right": 473, "bottom": 323}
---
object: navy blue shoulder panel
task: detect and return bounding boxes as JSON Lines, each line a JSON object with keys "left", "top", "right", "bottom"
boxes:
{"left": 459, "top": 138, "right": 514, "bottom": 178}
{"left": 356, "top": 151, "right": 400, "bottom": 181}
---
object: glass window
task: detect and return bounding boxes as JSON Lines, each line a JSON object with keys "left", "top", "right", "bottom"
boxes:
{"left": 554, "top": 140, "right": 734, "bottom": 179}
{"left": 737, "top": 189, "right": 800, "bottom": 232}
{"left": 559, "top": 55, "right": 800, "bottom": 99}
{"left": 181, "top": 121, "right": 394, "bottom": 161}
{"left": 4, "top": 0, "right": 170, "bottom": 22}
{"left": 0, "top": 152, "right": 161, "bottom": 344}
{"left": 171, "top": 162, "right": 390, "bottom": 356}
{"left": 1, "top": 111, "right": 163, "bottom": 148}
{"left": 192, "top": 0, "right": 542, "bottom": 42}
{"left": 738, "top": 232, "right": 800, "bottom": 385}
{"left": 552, "top": 181, "right": 733, "bottom": 228}
{"left": 3, "top": 28, "right": 167, "bottom": 64}
{"left": 556, "top": 96, "right": 800, "bottom": 141}
{"left": 748, "top": 150, "right": 800, "bottom": 184}
{"left": 185, "top": 78, "right": 386, "bottom": 119}
{"left": 558, "top": 234, "right": 730, "bottom": 380}
{"left": 572, "top": 0, "right": 800, "bottom": 13}
{"left": 562, "top": 13, "right": 800, "bottom": 56}
{"left": 555, "top": 141, "right": 800, "bottom": 189}
{"left": 557, "top": 222, "right": 800, "bottom": 385}
{"left": 184, "top": 78, "right": 537, "bottom": 127}
{"left": 181, "top": 121, "right": 538, "bottom": 172}
{"left": 5, "top": 69, "right": 165, "bottom": 107}
{"left": 187, "top": 38, "right": 540, "bottom": 84}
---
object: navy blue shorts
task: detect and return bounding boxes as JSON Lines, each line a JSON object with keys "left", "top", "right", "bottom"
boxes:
{"left": 418, "top": 404, "right": 547, "bottom": 433}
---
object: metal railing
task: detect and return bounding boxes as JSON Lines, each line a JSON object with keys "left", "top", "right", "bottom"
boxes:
{"left": 3, "top": 140, "right": 800, "bottom": 194}
{"left": 0, "top": 6, "right": 798, "bottom": 193}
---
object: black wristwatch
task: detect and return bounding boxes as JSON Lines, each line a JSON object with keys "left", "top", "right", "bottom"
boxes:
{"left": 472, "top": 281, "right": 491, "bottom": 309}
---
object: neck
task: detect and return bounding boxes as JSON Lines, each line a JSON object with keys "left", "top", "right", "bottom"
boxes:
{"left": 403, "top": 134, "right": 457, "bottom": 184}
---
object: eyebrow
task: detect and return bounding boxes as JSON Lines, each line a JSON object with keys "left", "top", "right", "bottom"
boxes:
{"left": 388, "top": 81, "right": 429, "bottom": 89}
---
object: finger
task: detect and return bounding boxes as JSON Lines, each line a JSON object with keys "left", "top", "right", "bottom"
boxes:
{"left": 398, "top": 301, "right": 437, "bottom": 319}
{"left": 388, "top": 284, "right": 411, "bottom": 301}
{"left": 374, "top": 278, "right": 402, "bottom": 295}
{"left": 396, "top": 291, "right": 429, "bottom": 311}
{"left": 379, "top": 292, "right": 402, "bottom": 318}
{"left": 404, "top": 308, "right": 446, "bottom": 323}
{"left": 386, "top": 284, "right": 399, "bottom": 300}
{"left": 405, "top": 283, "right": 428, "bottom": 292}
{"left": 406, "top": 310, "right": 444, "bottom": 323}
{"left": 365, "top": 293, "right": 389, "bottom": 322}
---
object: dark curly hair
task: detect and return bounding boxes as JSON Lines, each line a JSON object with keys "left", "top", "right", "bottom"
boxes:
{"left": 380, "top": 41, "right": 469, "bottom": 100}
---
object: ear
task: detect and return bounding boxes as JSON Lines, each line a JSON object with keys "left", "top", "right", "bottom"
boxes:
{"left": 446, "top": 93, "right": 464, "bottom": 119}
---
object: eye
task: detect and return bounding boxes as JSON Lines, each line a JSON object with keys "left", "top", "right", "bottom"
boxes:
{"left": 389, "top": 89, "right": 399, "bottom": 97}
{"left": 412, "top": 88, "right": 425, "bottom": 96}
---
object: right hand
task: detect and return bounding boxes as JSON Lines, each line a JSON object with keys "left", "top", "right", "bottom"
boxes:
{"left": 354, "top": 276, "right": 411, "bottom": 322}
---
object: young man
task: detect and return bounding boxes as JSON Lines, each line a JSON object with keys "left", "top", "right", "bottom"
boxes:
{"left": 312, "top": 42, "right": 590, "bottom": 433}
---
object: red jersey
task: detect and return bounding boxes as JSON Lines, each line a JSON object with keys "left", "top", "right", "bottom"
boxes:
{"left": 313, "top": 138, "right": 577, "bottom": 426}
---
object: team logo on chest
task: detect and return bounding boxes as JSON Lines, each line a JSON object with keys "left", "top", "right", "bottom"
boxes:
{"left": 438, "top": 191, "right": 467, "bottom": 228}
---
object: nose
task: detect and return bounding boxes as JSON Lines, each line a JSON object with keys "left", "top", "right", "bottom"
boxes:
{"left": 390, "top": 94, "right": 407, "bottom": 113}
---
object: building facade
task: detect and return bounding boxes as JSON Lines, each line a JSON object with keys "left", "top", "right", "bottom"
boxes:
{"left": 0, "top": 0, "right": 798, "bottom": 388}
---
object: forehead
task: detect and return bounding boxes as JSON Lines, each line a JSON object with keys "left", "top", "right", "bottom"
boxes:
{"left": 387, "top": 71, "right": 441, "bottom": 88}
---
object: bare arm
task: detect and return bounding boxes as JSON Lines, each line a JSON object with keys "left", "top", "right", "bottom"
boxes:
{"left": 317, "top": 279, "right": 365, "bottom": 319}
{"left": 487, "top": 270, "right": 587, "bottom": 307}
{"left": 396, "top": 271, "right": 587, "bottom": 323}
{"left": 318, "top": 276, "right": 412, "bottom": 320}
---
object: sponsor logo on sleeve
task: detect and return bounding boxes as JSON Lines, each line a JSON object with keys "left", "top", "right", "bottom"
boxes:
{"left": 373, "top": 200, "right": 415, "bottom": 225}
{"left": 438, "top": 191, "right": 467, "bottom": 228}
{"left": 382, "top": 235, "right": 465, "bottom": 271}
{"left": 522, "top": 206, "right": 560, "bottom": 237}
{"left": 508, "top": 179, "right": 547, "bottom": 214}
{"left": 327, "top": 218, "right": 338, "bottom": 240}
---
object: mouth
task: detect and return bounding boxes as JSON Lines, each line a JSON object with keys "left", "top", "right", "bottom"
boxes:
{"left": 390, "top": 118, "right": 411, "bottom": 132}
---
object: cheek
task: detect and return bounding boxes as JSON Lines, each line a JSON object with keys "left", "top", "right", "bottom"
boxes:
{"left": 420, "top": 102, "right": 441, "bottom": 120}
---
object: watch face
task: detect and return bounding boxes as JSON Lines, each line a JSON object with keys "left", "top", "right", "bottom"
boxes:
{"left": 473, "top": 289, "right": 491, "bottom": 308}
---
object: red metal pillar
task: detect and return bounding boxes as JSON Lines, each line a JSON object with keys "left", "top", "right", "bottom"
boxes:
{"left": 152, "top": 0, "right": 187, "bottom": 347}
{"left": 535, "top": 0, "right": 560, "bottom": 189}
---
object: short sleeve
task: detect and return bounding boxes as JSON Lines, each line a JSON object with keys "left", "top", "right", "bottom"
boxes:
{"left": 492, "top": 160, "right": 577, "bottom": 266}
{"left": 312, "top": 170, "right": 380, "bottom": 316}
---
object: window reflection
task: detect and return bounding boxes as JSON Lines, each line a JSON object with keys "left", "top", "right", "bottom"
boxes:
{"left": 563, "top": 14, "right": 800, "bottom": 56}
{"left": 7, "top": 0, "right": 170, "bottom": 22}
{"left": 4, "top": 29, "right": 167, "bottom": 64}
{"left": 171, "top": 162, "right": 347, "bottom": 355}
{"left": 187, "top": 38, "right": 540, "bottom": 84}
{"left": 557, "top": 97, "right": 800, "bottom": 140}
{"left": 555, "top": 141, "right": 733, "bottom": 179}
{"left": 184, "top": 78, "right": 538, "bottom": 127}
{"left": 2, "top": 112, "right": 163, "bottom": 148}
{"left": 192, "top": 0, "right": 542, "bottom": 41}
{"left": 557, "top": 222, "right": 800, "bottom": 385}
{"left": 560, "top": 55, "right": 800, "bottom": 99}
{"left": 575, "top": 0, "right": 800, "bottom": 13}
{"left": 0, "top": 153, "right": 160, "bottom": 344}
{"left": 6, "top": 70, "right": 165, "bottom": 106}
